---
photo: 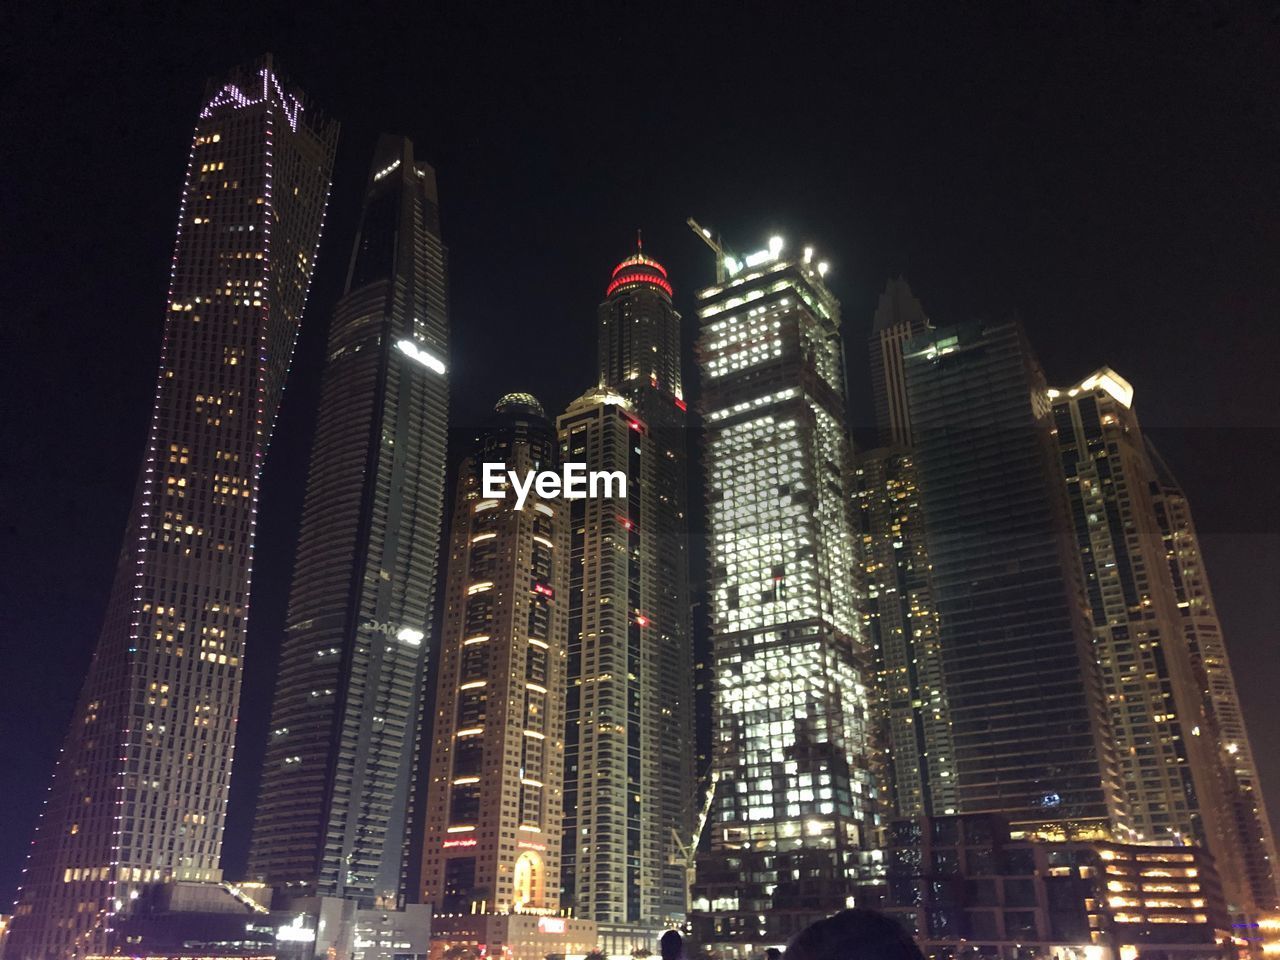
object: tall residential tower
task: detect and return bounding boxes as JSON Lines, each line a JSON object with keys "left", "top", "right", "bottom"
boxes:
{"left": 6, "top": 57, "right": 336, "bottom": 960}
{"left": 1149, "top": 444, "right": 1279, "bottom": 911}
{"left": 559, "top": 249, "right": 694, "bottom": 946}
{"left": 691, "top": 237, "right": 874, "bottom": 949}
{"left": 853, "top": 449, "right": 956, "bottom": 821}
{"left": 1048, "top": 369, "right": 1252, "bottom": 912}
{"left": 248, "top": 136, "right": 449, "bottom": 908}
{"left": 854, "top": 279, "right": 956, "bottom": 821}
{"left": 420, "top": 396, "right": 596, "bottom": 960}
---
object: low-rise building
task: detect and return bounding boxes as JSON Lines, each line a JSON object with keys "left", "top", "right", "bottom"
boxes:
{"left": 882, "top": 814, "right": 1232, "bottom": 960}
{"left": 94, "top": 881, "right": 431, "bottom": 960}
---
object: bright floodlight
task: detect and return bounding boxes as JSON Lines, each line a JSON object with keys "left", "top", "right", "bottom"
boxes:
{"left": 397, "top": 626, "right": 425, "bottom": 646}
{"left": 396, "top": 338, "right": 446, "bottom": 375}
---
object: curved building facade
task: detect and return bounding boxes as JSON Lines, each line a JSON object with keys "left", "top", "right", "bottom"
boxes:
{"left": 248, "top": 135, "right": 449, "bottom": 908}
{"left": 6, "top": 56, "right": 336, "bottom": 960}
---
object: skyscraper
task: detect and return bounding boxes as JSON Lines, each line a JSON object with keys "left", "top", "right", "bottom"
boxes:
{"left": 853, "top": 449, "right": 956, "bottom": 820}
{"left": 868, "top": 278, "right": 930, "bottom": 448}
{"left": 901, "top": 321, "right": 1127, "bottom": 838}
{"left": 6, "top": 56, "right": 336, "bottom": 960}
{"left": 854, "top": 278, "right": 955, "bottom": 821}
{"left": 1049, "top": 369, "right": 1254, "bottom": 911}
{"left": 420, "top": 395, "right": 596, "bottom": 960}
{"left": 690, "top": 237, "right": 874, "bottom": 948}
{"left": 558, "top": 249, "right": 694, "bottom": 945}
{"left": 248, "top": 136, "right": 449, "bottom": 908}
{"left": 1147, "top": 443, "right": 1279, "bottom": 911}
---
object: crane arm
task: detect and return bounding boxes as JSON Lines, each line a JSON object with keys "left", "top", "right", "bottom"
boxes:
{"left": 687, "top": 217, "right": 728, "bottom": 283}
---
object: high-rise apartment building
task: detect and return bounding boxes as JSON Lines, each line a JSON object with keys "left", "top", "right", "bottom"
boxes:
{"left": 1049, "top": 369, "right": 1254, "bottom": 912}
{"left": 902, "top": 321, "right": 1127, "bottom": 839}
{"left": 854, "top": 278, "right": 955, "bottom": 822}
{"left": 690, "top": 238, "right": 874, "bottom": 949}
{"left": 853, "top": 449, "right": 956, "bottom": 821}
{"left": 6, "top": 56, "right": 336, "bottom": 960}
{"left": 558, "top": 250, "right": 694, "bottom": 944}
{"left": 1148, "top": 445, "right": 1279, "bottom": 911}
{"left": 420, "top": 395, "right": 595, "bottom": 960}
{"left": 248, "top": 136, "right": 449, "bottom": 908}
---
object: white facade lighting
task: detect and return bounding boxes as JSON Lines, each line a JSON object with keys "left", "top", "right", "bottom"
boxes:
{"left": 277, "top": 915, "right": 317, "bottom": 943}
{"left": 1078, "top": 368, "right": 1134, "bottom": 408}
{"left": 395, "top": 338, "right": 446, "bottom": 375}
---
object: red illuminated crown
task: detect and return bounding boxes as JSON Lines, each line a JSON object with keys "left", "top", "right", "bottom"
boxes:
{"left": 606, "top": 237, "right": 672, "bottom": 298}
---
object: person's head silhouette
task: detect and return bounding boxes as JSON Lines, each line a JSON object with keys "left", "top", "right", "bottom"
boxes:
{"left": 786, "top": 910, "right": 924, "bottom": 960}
{"left": 659, "top": 930, "right": 685, "bottom": 960}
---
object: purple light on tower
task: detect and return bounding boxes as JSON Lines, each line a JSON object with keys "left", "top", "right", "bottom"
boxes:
{"left": 4, "top": 55, "right": 336, "bottom": 960}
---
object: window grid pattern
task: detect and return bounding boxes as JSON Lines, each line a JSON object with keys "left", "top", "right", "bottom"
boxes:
{"left": 692, "top": 258, "right": 874, "bottom": 945}
{"left": 248, "top": 137, "right": 448, "bottom": 908}
{"left": 854, "top": 450, "right": 957, "bottom": 821}
{"left": 421, "top": 405, "right": 569, "bottom": 921}
{"left": 7, "top": 58, "right": 335, "bottom": 960}
{"left": 1151, "top": 476, "right": 1280, "bottom": 909}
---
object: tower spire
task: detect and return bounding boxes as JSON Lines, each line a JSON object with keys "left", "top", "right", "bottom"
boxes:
{"left": 637, "top": 227, "right": 643, "bottom": 253}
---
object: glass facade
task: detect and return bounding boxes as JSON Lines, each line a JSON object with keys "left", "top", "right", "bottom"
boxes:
{"left": 902, "top": 321, "right": 1126, "bottom": 839}
{"left": 248, "top": 136, "right": 449, "bottom": 908}
{"left": 856, "top": 279, "right": 956, "bottom": 822}
{"left": 6, "top": 56, "right": 336, "bottom": 960}
{"left": 868, "top": 277, "right": 931, "bottom": 449}
{"left": 691, "top": 245, "right": 874, "bottom": 947}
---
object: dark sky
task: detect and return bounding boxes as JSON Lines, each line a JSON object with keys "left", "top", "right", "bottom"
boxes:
{"left": 3, "top": 1, "right": 1279, "bottom": 905}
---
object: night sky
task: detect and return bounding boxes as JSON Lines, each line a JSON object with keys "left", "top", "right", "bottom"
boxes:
{"left": 3, "top": 2, "right": 1279, "bottom": 905}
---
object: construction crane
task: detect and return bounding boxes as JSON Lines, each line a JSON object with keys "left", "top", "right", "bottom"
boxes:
{"left": 687, "top": 217, "right": 731, "bottom": 283}
{"left": 670, "top": 760, "right": 719, "bottom": 911}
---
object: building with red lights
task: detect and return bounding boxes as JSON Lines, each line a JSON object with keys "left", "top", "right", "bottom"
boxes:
{"left": 557, "top": 249, "right": 695, "bottom": 949}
